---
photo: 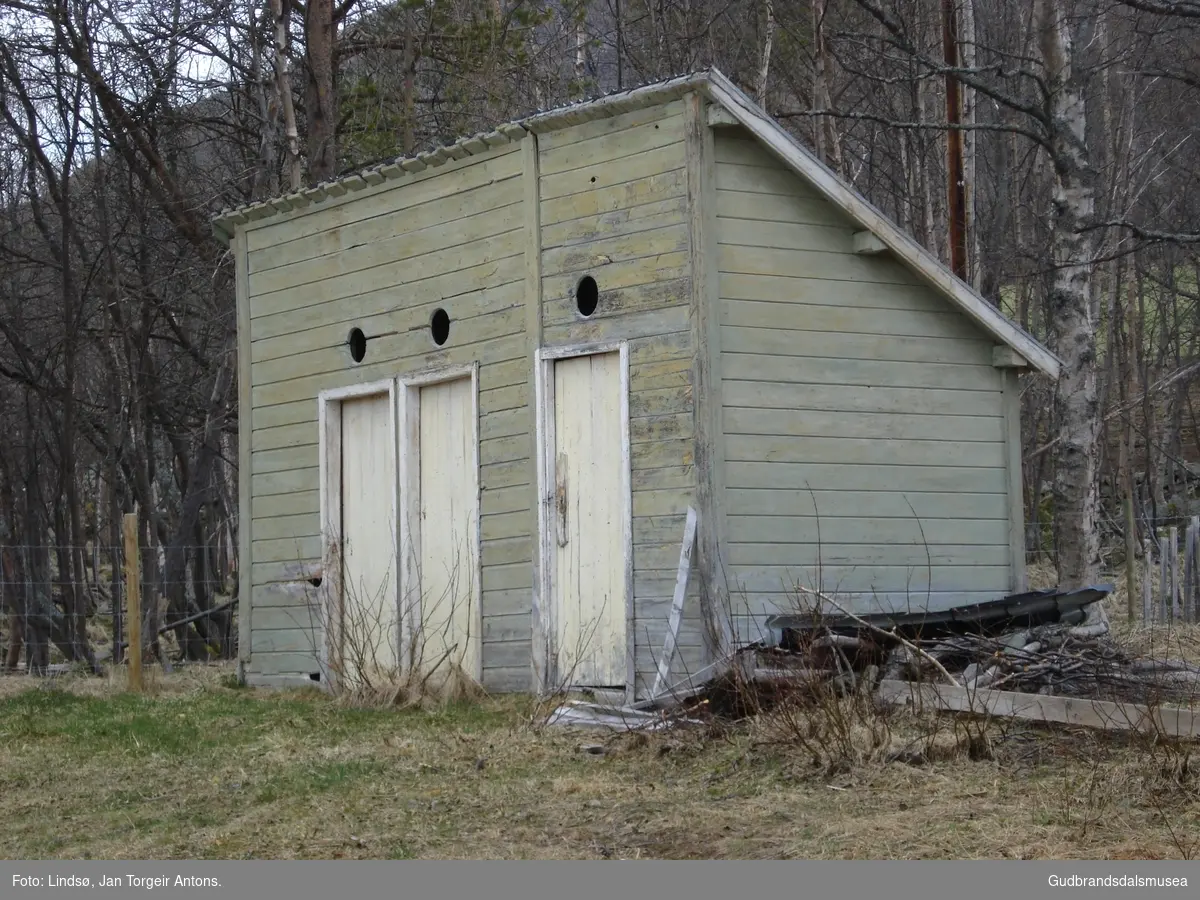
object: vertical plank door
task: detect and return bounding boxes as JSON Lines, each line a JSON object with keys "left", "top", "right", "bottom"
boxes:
{"left": 416, "top": 376, "right": 481, "bottom": 681}
{"left": 340, "top": 393, "right": 398, "bottom": 684}
{"left": 552, "top": 352, "right": 627, "bottom": 687}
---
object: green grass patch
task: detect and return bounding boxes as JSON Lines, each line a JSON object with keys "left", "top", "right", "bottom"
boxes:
{"left": 1, "top": 664, "right": 1198, "bottom": 859}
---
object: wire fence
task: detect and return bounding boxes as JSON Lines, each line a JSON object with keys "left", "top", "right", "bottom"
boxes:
{"left": 0, "top": 540, "right": 238, "bottom": 676}
{"left": 1136, "top": 517, "right": 1200, "bottom": 624}
{"left": 9, "top": 516, "right": 1200, "bottom": 680}
{"left": 1025, "top": 513, "right": 1200, "bottom": 625}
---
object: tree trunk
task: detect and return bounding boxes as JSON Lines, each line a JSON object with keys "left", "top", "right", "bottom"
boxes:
{"left": 942, "top": 0, "right": 967, "bottom": 280}
{"left": 272, "top": 0, "right": 302, "bottom": 191}
{"left": 915, "top": 71, "right": 936, "bottom": 254}
{"left": 251, "top": 2, "right": 280, "bottom": 199}
{"left": 2, "top": 548, "right": 23, "bottom": 671}
{"left": 575, "top": 14, "right": 587, "bottom": 79}
{"left": 756, "top": 0, "right": 775, "bottom": 106}
{"left": 402, "top": 6, "right": 415, "bottom": 154}
{"left": 109, "top": 459, "right": 123, "bottom": 664}
{"left": 304, "top": 0, "right": 338, "bottom": 184}
{"left": 961, "top": 0, "right": 979, "bottom": 290}
{"left": 1038, "top": 0, "right": 1101, "bottom": 594}
{"left": 615, "top": 0, "right": 624, "bottom": 90}
{"left": 160, "top": 360, "right": 235, "bottom": 659}
{"left": 811, "top": 0, "right": 842, "bottom": 172}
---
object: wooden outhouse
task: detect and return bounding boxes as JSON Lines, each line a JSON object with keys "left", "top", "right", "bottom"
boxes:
{"left": 212, "top": 69, "right": 1060, "bottom": 701}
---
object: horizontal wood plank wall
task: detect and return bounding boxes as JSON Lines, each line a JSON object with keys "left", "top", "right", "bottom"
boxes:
{"left": 538, "top": 100, "right": 706, "bottom": 694}
{"left": 713, "top": 131, "right": 1011, "bottom": 639}
{"left": 241, "top": 142, "right": 533, "bottom": 685}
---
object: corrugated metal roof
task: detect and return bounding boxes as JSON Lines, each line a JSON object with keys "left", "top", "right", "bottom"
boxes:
{"left": 211, "top": 71, "right": 711, "bottom": 242}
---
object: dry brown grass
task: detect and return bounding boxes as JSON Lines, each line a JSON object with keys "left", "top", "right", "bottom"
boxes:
{"left": 329, "top": 663, "right": 491, "bottom": 712}
{"left": 0, "top": 660, "right": 228, "bottom": 700}
{"left": 1025, "top": 559, "right": 1059, "bottom": 590}
{"left": 1, "top": 661, "right": 1198, "bottom": 859}
{"left": 1025, "top": 555, "right": 1200, "bottom": 669}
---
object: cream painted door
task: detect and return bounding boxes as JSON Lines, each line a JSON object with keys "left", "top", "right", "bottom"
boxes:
{"left": 416, "top": 377, "right": 480, "bottom": 680}
{"left": 552, "top": 352, "right": 626, "bottom": 687}
{"left": 340, "top": 393, "right": 398, "bottom": 685}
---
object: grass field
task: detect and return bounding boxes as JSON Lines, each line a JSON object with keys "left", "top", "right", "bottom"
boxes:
{"left": 1, "top": 649, "right": 1199, "bottom": 860}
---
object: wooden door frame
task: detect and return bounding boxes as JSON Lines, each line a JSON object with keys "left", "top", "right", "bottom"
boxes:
{"left": 317, "top": 379, "right": 399, "bottom": 693}
{"left": 533, "top": 341, "right": 634, "bottom": 703}
{"left": 396, "top": 363, "right": 483, "bottom": 681}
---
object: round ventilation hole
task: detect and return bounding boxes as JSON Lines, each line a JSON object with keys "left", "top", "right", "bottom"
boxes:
{"left": 347, "top": 327, "right": 367, "bottom": 363}
{"left": 575, "top": 276, "right": 599, "bottom": 317}
{"left": 430, "top": 308, "right": 451, "bottom": 346}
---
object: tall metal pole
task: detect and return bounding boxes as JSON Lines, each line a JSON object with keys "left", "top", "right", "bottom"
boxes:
{"left": 943, "top": 0, "right": 968, "bottom": 280}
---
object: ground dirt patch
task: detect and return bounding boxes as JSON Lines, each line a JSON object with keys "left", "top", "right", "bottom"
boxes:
{"left": 1, "top": 662, "right": 1198, "bottom": 859}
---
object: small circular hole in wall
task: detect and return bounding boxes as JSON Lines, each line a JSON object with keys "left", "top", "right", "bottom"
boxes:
{"left": 347, "top": 327, "right": 367, "bottom": 363}
{"left": 430, "top": 308, "right": 451, "bottom": 346}
{"left": 576, "top": 275, "right": 599, "bottom": 317}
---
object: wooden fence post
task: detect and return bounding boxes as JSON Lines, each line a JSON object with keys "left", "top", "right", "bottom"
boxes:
{"left": 1142, "top": 538, "right": 1153, "bottom": 623}
{"left": 1184, "top": 521, "right": 1195, "bottom": 625}
{"left": 1142, "top": 540, "right": 1152, "bottom": 624}
{"left": 1124, "top": 497, "right": 1137, "bottom": 623}
{"left": 123, "top": 513, "right": 142, "bottom": 692}
{"left": 1191, "top": 518, "right": 1200, "bottom": 623}
{"left": 1159, "top": 535, "right": 1169, "bottom": 623}
{"left": 1170, "top": 525, "right": 1180, "bottom": 622}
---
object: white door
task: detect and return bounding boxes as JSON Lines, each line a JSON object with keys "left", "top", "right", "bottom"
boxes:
{"left": 340, "top": 393, "right": 398, "bottom": 685}
{"left": 552, "top": 352, "right": 627, "bottom": 687}
{"left": 414, "top": 376, "right": 480, "bottom": 681}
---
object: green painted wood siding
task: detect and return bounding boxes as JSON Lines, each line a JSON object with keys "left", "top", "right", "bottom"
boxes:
{"left": 538, "top": 100, "right": 707, "bottom": 692}
{"left": 713, "top": 131, "right": 1011, "bottom": 639}
{"left": 242, "top": 143, "right": 532, "bottom": 687}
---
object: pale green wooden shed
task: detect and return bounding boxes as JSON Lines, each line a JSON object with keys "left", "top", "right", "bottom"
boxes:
{"left": 212, "top": 69, "right": 1060, "bottom": 702}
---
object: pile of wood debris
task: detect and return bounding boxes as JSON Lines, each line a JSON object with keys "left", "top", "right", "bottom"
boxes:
{"left": 758, "top": 584, "right": 1200, "bottom": 707}
{"left": 765, "top": 618, "right": 1200, "bottom": 707}
{"left": 547, "top": 585, "right": 1200, "bottom": 739}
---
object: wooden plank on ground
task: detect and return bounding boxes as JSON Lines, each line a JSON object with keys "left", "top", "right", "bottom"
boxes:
{"left": 876, "top": 679, "right": 1200, "bottom": 740}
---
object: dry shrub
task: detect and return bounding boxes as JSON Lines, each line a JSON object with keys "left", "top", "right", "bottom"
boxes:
{"left": 296, "top": 529, "right": 613, "bottom": 719}
{"left": 745, "top": 670, "right": 893, "bottom": 776}
{"left": 332, "top": 660, "right": 489, "bottom": 711}
{"left": 293, "top": 536, "right": 490, "bottom": 712}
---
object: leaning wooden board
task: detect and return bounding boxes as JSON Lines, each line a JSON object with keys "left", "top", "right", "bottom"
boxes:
{"left": 876, "top": 679, "right": 1200, "bottom": 740}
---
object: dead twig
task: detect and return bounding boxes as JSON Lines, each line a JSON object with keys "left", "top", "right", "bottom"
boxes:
{"left": 793, "top": 585, "right": 962, "bottom": 687}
